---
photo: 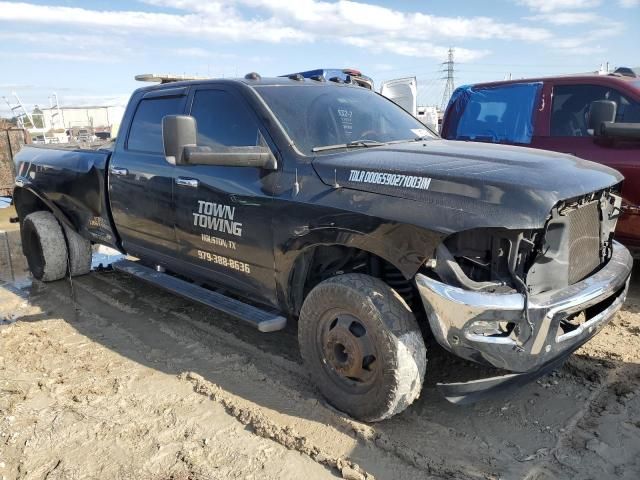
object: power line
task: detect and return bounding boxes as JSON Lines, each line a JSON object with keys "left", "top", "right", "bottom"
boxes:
{"left": 440, "top": 48, "right": 455, "bottom": 111}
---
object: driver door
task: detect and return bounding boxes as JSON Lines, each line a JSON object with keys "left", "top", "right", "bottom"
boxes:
{"left": 173, "top": 87, "right": 279, "bottom": 306}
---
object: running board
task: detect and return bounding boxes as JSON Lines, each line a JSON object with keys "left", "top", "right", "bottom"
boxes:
{"left": 112, "top": 259, "right": 287, "bottom": 333}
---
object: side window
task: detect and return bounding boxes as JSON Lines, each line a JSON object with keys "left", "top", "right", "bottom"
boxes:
{"left": 615, "top": 94, "right": 640, "bottom": 123}
{"left": 127, "top": 96, "right": 185, "bottom": 153}
{"left": 550, "top": 84, "right": 639, "bottom": 136}
{"left": 551, "top": 85, "right": 607, "bottom": 137}
{"left": 190, "top": 90, "right": 260, "bottom": 147}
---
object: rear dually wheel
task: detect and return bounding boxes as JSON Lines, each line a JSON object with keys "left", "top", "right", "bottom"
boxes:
{"left": 21, "top": 211, "right": 68, "bottom": 282}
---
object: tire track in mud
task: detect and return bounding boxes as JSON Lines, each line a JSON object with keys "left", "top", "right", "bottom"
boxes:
{"left": 17, "top": 271, "right": 637, "bottom": 480}
{"left": 90, "top": 271, "right": 493, "bottom": 478}
{"left": 37, "top": 273, "right": 462, "bottom": 479}
{"left": 86, "top": 272, "right": 472, "bottom": 478}
{"left": 520, "top": 364, "right": 622, "bottom": 479}
{"left": 81, "top": 270, "right": 640, "bottom": 480}
{"left": 523, "top": 351, "right": 640, "bottom": 478}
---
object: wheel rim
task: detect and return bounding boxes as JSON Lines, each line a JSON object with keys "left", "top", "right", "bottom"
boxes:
{"left": 319, "top": 313, "right": 378, "bottom": 391}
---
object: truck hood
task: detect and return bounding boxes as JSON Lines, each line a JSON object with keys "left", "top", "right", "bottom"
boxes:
{"left": 311, "top": 139, "right": 623, "bottom": 230}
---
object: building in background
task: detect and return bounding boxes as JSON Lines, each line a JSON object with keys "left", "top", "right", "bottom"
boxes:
{"left": 38, "top": 104, "right": 125, "bottom": 143}
{"left": 3, "top": 92, "right": 126, "bottom": 144}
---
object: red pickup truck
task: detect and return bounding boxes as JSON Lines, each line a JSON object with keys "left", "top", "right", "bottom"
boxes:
{"left": 441, "top": 74, "right": 640, "bottom": 253}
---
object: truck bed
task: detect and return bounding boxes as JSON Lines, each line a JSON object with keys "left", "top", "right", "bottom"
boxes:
{"left": 12, "top": 145, "right": 119, "bottom": 249}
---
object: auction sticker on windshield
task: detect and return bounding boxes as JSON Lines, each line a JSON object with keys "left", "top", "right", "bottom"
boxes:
{"left": 411, "top": 128, "right": 430, "bottom": 138}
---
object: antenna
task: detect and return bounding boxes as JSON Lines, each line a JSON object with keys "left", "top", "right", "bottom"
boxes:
{"left": 440, "top": 48, "right": 455, "bottom": 111}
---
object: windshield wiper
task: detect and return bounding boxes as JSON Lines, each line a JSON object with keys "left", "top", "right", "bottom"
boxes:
{"left": 385, "top": 136, "right": 433, "bottom": 145}
{"left": 311, "top": 139, "right": 385, "bottom": 152}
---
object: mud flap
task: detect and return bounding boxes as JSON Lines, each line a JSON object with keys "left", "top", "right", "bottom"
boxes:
{"left": 437, "top": 353, "right": 570, "bottom": 405}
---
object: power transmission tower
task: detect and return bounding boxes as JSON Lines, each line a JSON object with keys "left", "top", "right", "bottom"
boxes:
{"left": 440, "top": 48, "right": 455, "bottom": 111}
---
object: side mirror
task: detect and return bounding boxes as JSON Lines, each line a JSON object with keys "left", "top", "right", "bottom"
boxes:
{"left": 600, "top": 122, "right": 640, "bottom": 140}
{"left": 162, "top": 114, "right": 277, "bottom": 170}
{"left": 588, "top": 100, "right": 617, "bottom": 135}
{"left": 162, "top": 115, "right": 196, "bottom": 165}
{"left": 184, "top": 144, "right": 277, "bottom": 170}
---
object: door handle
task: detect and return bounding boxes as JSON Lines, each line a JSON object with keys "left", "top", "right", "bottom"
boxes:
{"left": 176, "top": 177, "right": 199, "bottom": 188}
{"left": 110, "top": 167, "right": 128, "bottom": 176}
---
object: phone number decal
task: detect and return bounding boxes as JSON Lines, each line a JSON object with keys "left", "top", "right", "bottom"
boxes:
{"left": 197, "top": 250, "right": 251, "bottom": 274}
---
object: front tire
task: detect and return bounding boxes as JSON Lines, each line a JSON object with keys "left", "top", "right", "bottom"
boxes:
{"left": 298, "top": 273, "right": 427, "bottom": 422}
{"left": 21, "top": 211, "right": 68, "bottom": 282}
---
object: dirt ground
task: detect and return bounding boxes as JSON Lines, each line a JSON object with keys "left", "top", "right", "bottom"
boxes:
{"left": 1, "top": 205, "right": 640, "bottom": 480}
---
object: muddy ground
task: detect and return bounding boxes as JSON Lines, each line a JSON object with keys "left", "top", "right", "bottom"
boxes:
{"left": 1, "top": 206, "right": 639, "bottom": 480}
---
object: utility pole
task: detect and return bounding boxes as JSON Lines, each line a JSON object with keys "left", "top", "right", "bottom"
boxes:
{"left": 440, "top": 48, "right": 455, "bottom": 111}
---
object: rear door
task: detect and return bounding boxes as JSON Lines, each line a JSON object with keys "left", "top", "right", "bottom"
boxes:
{"left": 109, "top": 88, "right": 187, "bottom": 260}
{"left": 173, "top": 86, "right": 279, "bottom": 305}
{"left": 380, "top": 77, "right": 417, "bottom": 116}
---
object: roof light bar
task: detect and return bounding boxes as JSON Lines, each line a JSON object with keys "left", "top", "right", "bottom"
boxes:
{"left": 135, "top": 73, "right": 208, "bottom": 84}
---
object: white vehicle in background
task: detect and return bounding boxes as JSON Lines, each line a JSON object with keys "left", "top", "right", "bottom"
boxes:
{"left": 380, "top": 77, "right": 418, "bottom": 116}
{"left": 284, "top": 70, "right": 433, "bottom": 128}
{"left": 379, "top": 78, "right": 440, "bottom": 132}
{"left": 416, "top": 105, "right": 439, "bottom": 132}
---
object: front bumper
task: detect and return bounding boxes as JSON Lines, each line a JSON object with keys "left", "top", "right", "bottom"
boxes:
{"left": 416, "top": 241, "right": 632, "bottom": 374}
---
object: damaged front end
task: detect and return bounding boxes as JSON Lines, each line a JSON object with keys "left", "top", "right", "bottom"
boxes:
{"left": 415, "top": 189, "right": 633, "bottom": 403}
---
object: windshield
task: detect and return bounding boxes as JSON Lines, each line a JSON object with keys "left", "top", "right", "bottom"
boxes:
{"left": 254, "top": 84, "right": 435, "bottom": 154}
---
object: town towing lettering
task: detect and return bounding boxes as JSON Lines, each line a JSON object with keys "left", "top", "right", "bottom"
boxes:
{"left": 192, "top": 200, "right": 242, "bottom": 237}
{"left": 348, "top": 169, "right": 431, "bottom": 190}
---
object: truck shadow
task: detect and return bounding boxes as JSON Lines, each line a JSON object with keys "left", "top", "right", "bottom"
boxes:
{"left": 3, "top": 261, "right": 640, "bottom": 480}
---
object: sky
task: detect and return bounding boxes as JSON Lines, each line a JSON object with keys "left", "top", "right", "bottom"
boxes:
{"left": 0, "top": 0, "right": 638, "bottom": 117}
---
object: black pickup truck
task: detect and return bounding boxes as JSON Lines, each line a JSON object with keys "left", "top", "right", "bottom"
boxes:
{"left": 12, "top": 74, "right": 633, "bottom": 421}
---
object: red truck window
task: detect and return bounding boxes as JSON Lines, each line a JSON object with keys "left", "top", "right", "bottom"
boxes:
{"left": 551, "top": 84, "right": 640, "bottom": 137}
{"left": 444, "top": 83, "right": 542, "bottom": 144}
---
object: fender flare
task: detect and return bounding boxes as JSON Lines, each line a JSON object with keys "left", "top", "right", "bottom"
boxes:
{"left": 12, "top": 182, "right": 75, "bottom": 231}
{"left": 275, "top": 225, "right": 437, "bottom": 314}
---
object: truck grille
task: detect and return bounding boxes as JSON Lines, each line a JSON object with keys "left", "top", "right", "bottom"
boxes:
{"left": 567, "top": 201, "right": 601, "bottom": 284}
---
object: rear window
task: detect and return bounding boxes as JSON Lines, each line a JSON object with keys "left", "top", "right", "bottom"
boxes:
{"left": 127, "top": 96, "right": 185, "bottom": 153}
{"left": 444, "top": 83, "right": 542, "bottom": 144}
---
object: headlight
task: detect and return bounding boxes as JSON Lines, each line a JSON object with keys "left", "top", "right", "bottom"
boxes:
{"left": 429, "top": 228, "right": 541, "bottom": 294}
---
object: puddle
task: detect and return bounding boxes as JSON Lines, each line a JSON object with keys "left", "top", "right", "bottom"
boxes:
{"left": 0, "top": 235, "right": 125, "bottom": 293}
{"left": 0, "top": 229, "right": 29, "bottom": 285}
{"left": 92, "top": 245, "right": 125, "bottom": 269}
{"left": 0, "top": 196, "right": 11, "bottom": 209}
